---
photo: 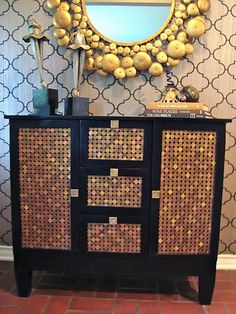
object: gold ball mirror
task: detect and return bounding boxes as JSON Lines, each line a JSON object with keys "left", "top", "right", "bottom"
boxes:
{"left": 47, "top": 0, "right": 211, "bottom": 79}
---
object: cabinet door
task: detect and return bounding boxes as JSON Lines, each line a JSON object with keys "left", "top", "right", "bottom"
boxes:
{"left": 151, "top": 121, "right": 221, "bottom": 256}
{"left": 11, "top": 121, "right": 79, "bottom": 251}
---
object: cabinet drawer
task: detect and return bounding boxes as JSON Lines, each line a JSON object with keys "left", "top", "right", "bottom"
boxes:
{"left": 79, "top": 216, "right": 147, "bottom": 255}
{"left": 80, "top": 120, "right": 152, "bottom": 168}
{"left": 88, "top": 223, "right": 141, "bottom": 254}
{"left": 79, "top": 168, "right": 150, "bottom": 216}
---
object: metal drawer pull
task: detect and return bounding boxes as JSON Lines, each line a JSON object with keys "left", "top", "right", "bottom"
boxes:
{"left": 109, "top": 217, "right": 117, "bottom": 225}
{"left": 110, "top": 168, "right": 119, "bottom": 177}
{"left": 152, "top": 190, "right": 160, "bottom": 199}
{"left": 110, "top": 120, "right": 119, "bottom": 129}
{"left": 71, "top": 189, "right": 79, "bottom": 197}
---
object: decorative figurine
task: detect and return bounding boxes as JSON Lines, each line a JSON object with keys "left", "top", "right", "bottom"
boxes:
{"left": 162, "top": 84, "right": 180, "bottom": 102}
{"left": 23, "top": 14, "right": 58, "bottom": 115}
{"left": 177, "top": 86, "right": 200, "bottom": 102}
{"left": 64, "top": 27, "right": 90, "bottom": 116}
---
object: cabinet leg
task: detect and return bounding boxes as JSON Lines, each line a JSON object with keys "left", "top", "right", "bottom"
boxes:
{"left": 14, "top": 266, "right": 33, "bottom": 297}
{"left": 198, "top": 272, "right": 216, "bottom": 305}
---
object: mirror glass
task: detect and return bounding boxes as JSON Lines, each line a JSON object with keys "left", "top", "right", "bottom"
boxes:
{"left": 85, "top": 0, "right": 173, "bottom": 44}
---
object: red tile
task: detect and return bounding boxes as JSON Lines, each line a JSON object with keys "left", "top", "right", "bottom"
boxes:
{"left": 95, "top": 291, "right": 115, "bottom": 299}
{"left": 113, "top": 299, "right": 136, "bottom": 314}
{"left": 158, "top": 292, "right": 180, "bottom": 302}
{"left": 212, "top": 291, "right": 236, "bottom": 303}
{"left": 225, "top": 303, "right": 236, "bottom": 314}
{"left": 67, "top": 311, "right": 111, "bottom": 314}
{"left": 160, "top": 302, "right": 205, "bottom": 314}
{"left": 0, "top": 308, "right": 20, "bottom": 314}
{"left": 215, "top": 270, "right": 231, "bottom": 281}
{"left": 204, "top": 303, "right": 228, "bottom": 314}
{"left": 19, "top": 295, "right": 49, "bottom": 314}
{"left": 32, "top": 288, "right": 78, "bottom": 296}
{"left": 0, "top": 262, "right": 12, "bottom": 272}
{"left": 214, "top": 280, "right": 236, "bottom": 291}
{"left": 44, "top": 296, "right": 71, "bottom": 314}
{"left": 0, "top": 293, "right": 25, "bottom": 307}
{"left": 137, "top": 301, "right": 161, "bottom": 314}
{"left": 116, "top": 292, "right": 157, "bottom": 301}
{"left": 78, "top": 291, "right": 97, "bottom": 298}
{"left": 70, "top": 297, "right": 113, "bottom": 311}
{"left": 0, "top": 273, "right": 16, "bottom": 293}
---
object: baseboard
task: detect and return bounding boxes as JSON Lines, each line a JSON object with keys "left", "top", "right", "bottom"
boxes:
{"left": 216, "top": 254, "right": 236, "bottom": 270}
{"left": 0, "top": 245, "right": 235, "bottom": 270}
{"left": 0, "top": 245, "right": 14, "bottom": 261}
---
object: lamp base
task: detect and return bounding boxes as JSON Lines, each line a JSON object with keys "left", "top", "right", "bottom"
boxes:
{"left": 64, "top": 96, "right": 89, "bottom": 116}
{"left": 33, "top": 88, "right": 58, "bottom": 115}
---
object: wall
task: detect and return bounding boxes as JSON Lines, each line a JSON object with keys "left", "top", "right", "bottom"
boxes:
{"left": 0, "top": 0, "right": 235, "bottom": 254}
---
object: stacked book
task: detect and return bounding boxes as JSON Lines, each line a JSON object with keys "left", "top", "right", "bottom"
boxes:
{"left": 144, "top": 102, "right": 211, "bottom": 119}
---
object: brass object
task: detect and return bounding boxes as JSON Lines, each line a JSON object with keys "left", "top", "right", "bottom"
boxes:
{"left": 162, "top": 84, "right": 179, "bottom": 102}
{"left": 109, "top": 217, "right": 117, "bottom": 225}
{"left": 110, "top": 120, "right": 119, "bottom": 129}
{"left": 68, "top": 27, "right": 90, "bottom": 97}
{"left": 23, "top": 14, "right": 49, "bottom": 88}
{"left": 71, "top": 189, "right": 79, "bottom": 197}
{"left": 152, "top": 190, "right": 160, "bottom": 199}
{"left": 110, "top": 168, "right": 118, "bottom": 177}
{"left": 46, "top": 0, "right": 211, "bottom": 78}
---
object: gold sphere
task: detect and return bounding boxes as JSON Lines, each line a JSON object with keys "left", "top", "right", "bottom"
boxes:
{"left": 123, "top": 47, "right": 131, "bottom": 56}
{"left": 149, "top": 62, "right": 164, "bottom": 77}
{"left": 58, "top": 2, "right": 70, "bottom": 11}
{"left": 198, "top": 0, "right": 211, "bottom": 13}
{"left": 114, "top": 67, "right": 126, "bottom": 79}
{"left": 53, "top": 10, "right": 71, "bottom": 28}
{"left": 167, "top": 40, "right": 186, "bottom": 59}
{"left": 157, "top": 51, "right": 168, "bottom": 64}
{"left": 121, "top": 56, "right": 133, "bottom": 69}
{"left": 187, "top": 3, "right": 200, "bottom": 16}
{"left": 177, "top": 31, "right": 188, "bottom": 43}
{"left": 94, "top": 55, "right": 103, "bottom": 68}
{"left": 186, "top": 18, "right": 205, "bottom": 38}
{"left": 185, "top": 43, "right": 194, "bottom": 55}
{"left": 133, "top": 52, "right": 152, "bottom": 71}
{"left": 109, "top": 43, "right": 117, "bottom": 50}
{"left": 97, "top": 69, "right": 109, "bottom": 76}
{"left": 125, "top": 67, "right": 136, "bottom": 78}
{"left": 167, "top": 57, "right": 180, "bottom": 67}
{"left": 101, "top": 53, "right": 120, "bottom": 73}
{"left": 53, "top": 28, "right": 66, "bottom": 38}
{"left": 47, "top": 0, "right": 60, "bottom": 9}
{"left": 84, "top": 57, "right": 95, "bottom": 71}
{"left": 58, "top": 35, "right": 70, "bottom": 47}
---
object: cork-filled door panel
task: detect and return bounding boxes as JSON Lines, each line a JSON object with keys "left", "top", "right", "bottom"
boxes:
{"left": 79, "top": 215, "right": 148, "bottom": 256}
{"left": 13, "top": 121, "right": 80, "bottom": 251}
{"left": 80, "top": 119, "right": 152, "bottom": 169}
{"left": 79, "top": 167, "right": 150, "bottom": 216}
{"left": 151, "top": 122, "right": 218, "bottom": 256}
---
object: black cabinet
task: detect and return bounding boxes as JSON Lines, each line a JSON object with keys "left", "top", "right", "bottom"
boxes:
{"left": 6, "top": 115, "right": 230, "bottom": 304}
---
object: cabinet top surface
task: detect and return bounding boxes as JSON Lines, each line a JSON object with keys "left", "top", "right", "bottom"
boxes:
{"left": 4, "top": 115, "right": 231, "bottom": 124}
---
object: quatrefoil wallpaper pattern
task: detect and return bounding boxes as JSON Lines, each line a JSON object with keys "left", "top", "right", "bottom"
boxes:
{"left": 0, "top": 0, "right": 236, "bottom": 254}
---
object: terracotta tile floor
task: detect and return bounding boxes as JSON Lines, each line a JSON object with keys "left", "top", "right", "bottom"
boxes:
{"left": 0, "top": 261, "right": 236, "bottom": 314}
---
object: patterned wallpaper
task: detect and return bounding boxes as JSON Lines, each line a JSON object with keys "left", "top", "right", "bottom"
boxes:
{"left": 0, "top": 0, "right": 235, "bottom": 254}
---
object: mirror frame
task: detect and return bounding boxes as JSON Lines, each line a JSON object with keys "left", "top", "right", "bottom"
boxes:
{"left": 82, "top": 0, "right": 175, "bottom": 46}
{"left": 47, "top": 0, "right": 211, "bottom": 79}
